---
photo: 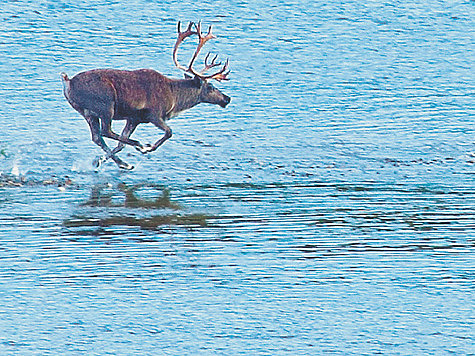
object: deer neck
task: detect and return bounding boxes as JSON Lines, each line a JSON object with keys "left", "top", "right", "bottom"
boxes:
{"left": 168, "top": 79, "right": 202, "bottom": 117}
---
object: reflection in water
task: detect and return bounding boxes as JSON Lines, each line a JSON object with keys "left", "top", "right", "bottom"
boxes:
{"left": 64, "top": 183, "right": 209, "bottom": 232}
{"left": 81, "top": 183, "right": 182, "bottom": 210}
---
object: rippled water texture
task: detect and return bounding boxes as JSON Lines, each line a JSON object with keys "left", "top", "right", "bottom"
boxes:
{"left": 0, "top": 0, "right": 474, "bottom": 354}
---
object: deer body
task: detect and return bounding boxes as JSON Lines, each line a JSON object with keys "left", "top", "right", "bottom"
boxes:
{"left": 61, "top": 21, "right": 231, "bottom": 170}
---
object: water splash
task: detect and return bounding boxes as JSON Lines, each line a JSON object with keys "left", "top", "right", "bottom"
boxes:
{"left": 11, "top": 160, "right": 20, "bottom": 177}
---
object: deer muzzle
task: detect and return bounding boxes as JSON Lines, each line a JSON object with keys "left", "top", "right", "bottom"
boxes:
{"left": 220, "top": 94, "right": 231, "bottom": 108}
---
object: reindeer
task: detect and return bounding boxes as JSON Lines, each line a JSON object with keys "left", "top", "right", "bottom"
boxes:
{"left": 61, "top": 21, "right": 231, "bottom": 170}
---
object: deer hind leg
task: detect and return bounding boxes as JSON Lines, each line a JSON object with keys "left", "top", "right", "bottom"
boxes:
{"left": 100, "top": 120, "right": 140, "bottom": 167}
{"left": 84, "top": 113, "right": 133, "bottom": 170}
{"left": 101, "top": 118, "right": 146, "bottom": 150}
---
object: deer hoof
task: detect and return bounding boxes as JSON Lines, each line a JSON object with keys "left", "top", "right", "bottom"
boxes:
{"left": 118, "top": 162, "right": 134, "bottom": 170}
{"left": 136, "top": 144, "right": 153, "bottom": 154}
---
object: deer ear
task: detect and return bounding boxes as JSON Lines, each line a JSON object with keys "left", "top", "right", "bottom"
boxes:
{"left": 193, "top": 75, "right": 204, "bottom": 88}
{"left": 184, "top": 73, "right": 193, "bottom": 80}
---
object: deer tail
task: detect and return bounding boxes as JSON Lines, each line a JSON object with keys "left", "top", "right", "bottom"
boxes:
{"left": 60, "top": 72, "right": 71, "bottom": 102}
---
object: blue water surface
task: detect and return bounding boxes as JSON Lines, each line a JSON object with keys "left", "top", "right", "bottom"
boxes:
{"left": 0, "top": 0, "right": 474, "bottom": 354}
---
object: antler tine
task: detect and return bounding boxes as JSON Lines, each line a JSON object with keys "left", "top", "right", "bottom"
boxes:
{"left": 186, "top": 21, "right": 216, "bottom": 75}
{"left": 177, "top": 20, "right": 194, "bottom": 34}
{"left": 200, "top": 53, "right": 222, "bottom": 74}
{"left": 193, "top": 21, "right": 214, "bottom": 39}
{"left": 205, "top": 58, "right": 230, "bottom": 82}
{"left": 173, "top": 21, "right": 197, "bottom": 72}
{"left": 194, "top": 21, "right": 202, "bottom": 37}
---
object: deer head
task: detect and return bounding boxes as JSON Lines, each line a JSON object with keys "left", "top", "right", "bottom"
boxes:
{"left": 173, "top": 21, "right": 231, "bottom": 108}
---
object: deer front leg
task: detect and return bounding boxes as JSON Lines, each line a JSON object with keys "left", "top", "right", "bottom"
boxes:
{"left": 138, "top": 118, "right": 172, "bottom": 154}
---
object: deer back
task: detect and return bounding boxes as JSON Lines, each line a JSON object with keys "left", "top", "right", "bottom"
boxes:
{"left": 67, "top": 69, "right": 176, "bottom": 120}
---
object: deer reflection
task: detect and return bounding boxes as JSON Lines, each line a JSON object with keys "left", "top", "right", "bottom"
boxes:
{"left": 82, "top": 183, "right": 181, "bottom": 210}
{"left": 64, "top": 183, "right": 209, "bottom": 231}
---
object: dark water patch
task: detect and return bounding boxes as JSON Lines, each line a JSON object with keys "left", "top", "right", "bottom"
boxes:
{"left": 382, "top": 156, "right": 475, "bottom": 167}
{"left": 64, "top": 213, "right": 209, "bottom": 230}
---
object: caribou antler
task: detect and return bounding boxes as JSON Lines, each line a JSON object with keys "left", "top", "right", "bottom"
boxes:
{"left": 173, "top": 21, "right": 197, "bottom": 72}
{"left": 173, "top": 21, "right": 230, "bottom": 82}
